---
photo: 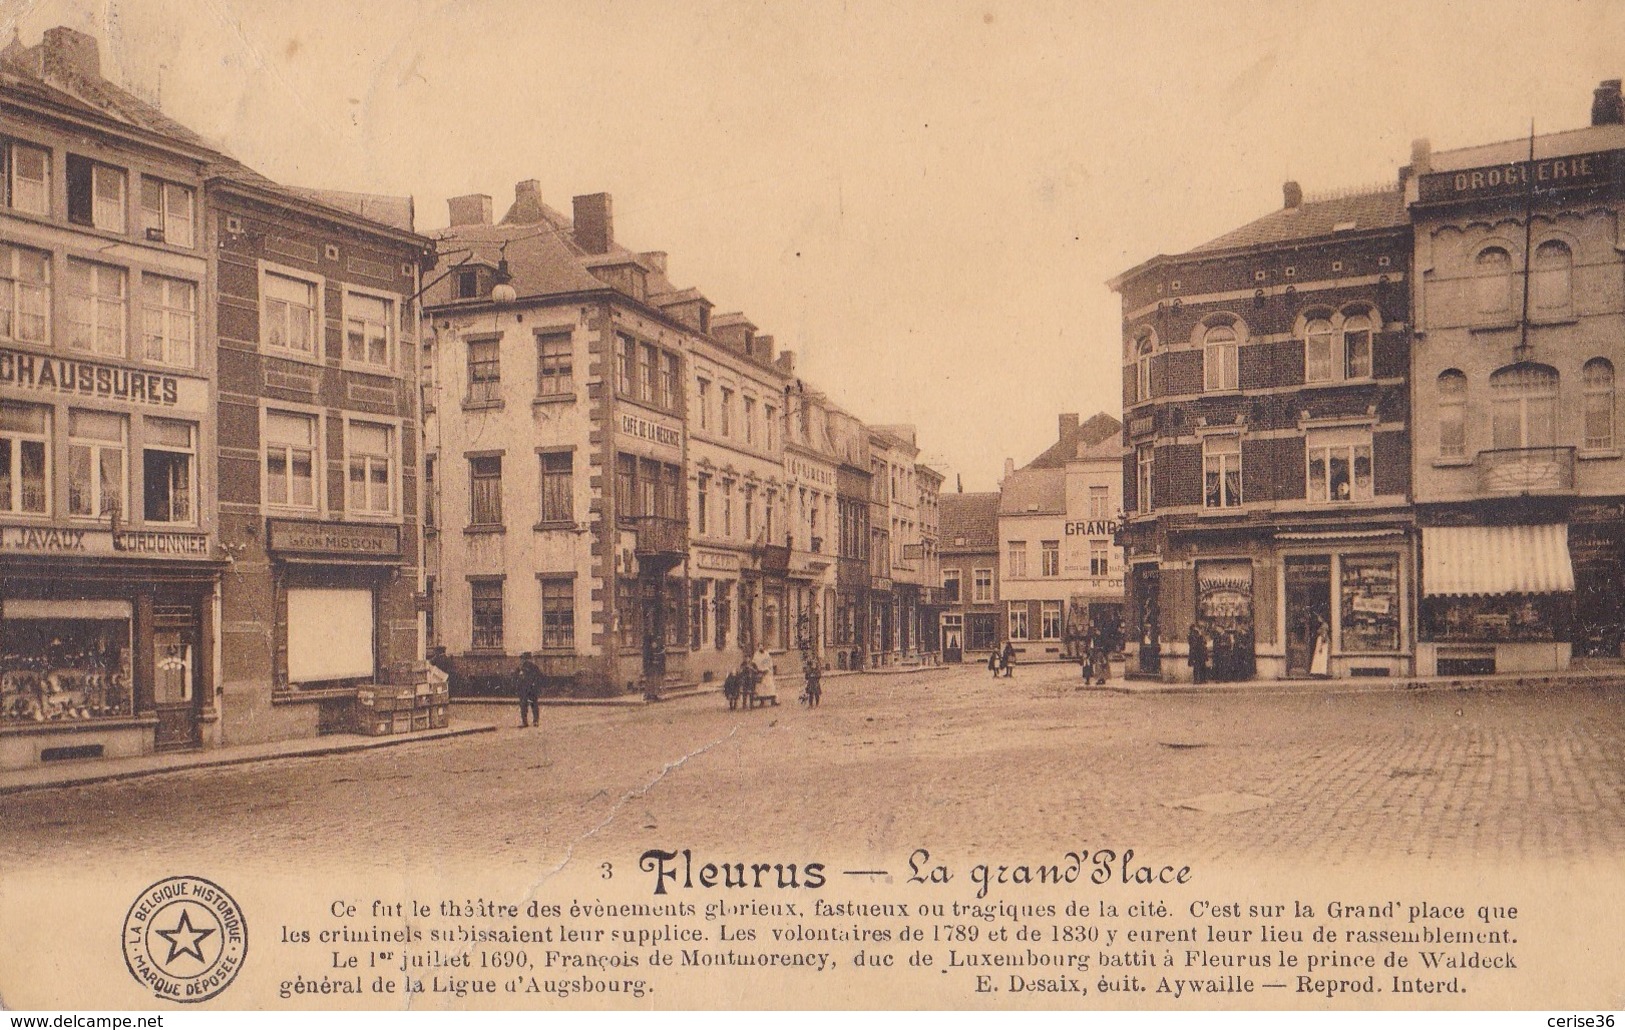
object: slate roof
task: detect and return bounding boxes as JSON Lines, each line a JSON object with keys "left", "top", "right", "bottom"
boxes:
{"left": 1193, "top": 188, "right": 1407, "bottom": 253}
{"left": 1022, "top": 412, "right": 1120, "bottom": 470}
{"left": 999, "top": 467, "right": 1066, "bottom": 516}
{"left": 940, "top": 492, "right": 1000, "bottom": 551}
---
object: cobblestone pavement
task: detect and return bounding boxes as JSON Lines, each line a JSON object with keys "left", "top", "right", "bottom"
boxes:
{"left": 1, "top": 664, "right": 1621, "bottom": 872}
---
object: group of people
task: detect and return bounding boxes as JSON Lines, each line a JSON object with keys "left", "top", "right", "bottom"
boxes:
{"left": 721, "top": 646, "right": 823, "bottom": 710}
{"left": 1078, "top": 628, "right": 1112, "bottom": 685}
{"left": 1185, "top": 620, "right": 1256, "bottom": 684}
{"left": 986, "top": 641, "right": 1016, "bottom": 678}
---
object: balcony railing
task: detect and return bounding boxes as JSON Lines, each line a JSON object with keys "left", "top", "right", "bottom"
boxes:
{"left": 631, "top": 515, "right": 688, "bottom": 556}
{"left": 1476, "top": 446, "right": 1575, "bottom": 495}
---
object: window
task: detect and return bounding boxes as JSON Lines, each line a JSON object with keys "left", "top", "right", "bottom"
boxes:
{"left": 1135, "top": 334, "right": 1153, "bottom": 403}
{"left": 615, "top": 333, "right": 635, "bottom": 395}
{"left": 3, "top": 139, "right": 50, "bottom": 215}
{"left": 470, "top": 580, "right": 503, "bottom": 650}
{"left": 973, "top": 568, "right": 994, "bottom": 603}
{"left": 454, "top": 269, "right": 479, "bottom": 300}
{"left": 1343, "top": 312, "right": 1373, "bottom": 379}
{"left": 696, "top": 378, "right": 711, "bottom": 430}
{"left": 1041, "top": 540, "right": 1060, "bottom": 577}
{"left": 141, "top": 275, "right": 195, "bottom": 368}
{"left": 660, "top": 352, "right": 679, "bottom": 411}
{"left": 638, "top": 343, "right": 657, "bottom": 403}
{"left": 346, "top": 421, "right": 394, "bottom": 515}
{"left": 1088, "top": 485, "right": 1109, "bottom": 519}
{"left": 765, "top": 488, "right": 776, "bottom": 542}
{"left": 0, "top": 402, "right": 48, "bottom": 514}
{"left": 65, "top": 259, "right": 126, "bottom": 357}
{"left": 470, "top": 455, "right": 503, "bottom": 525}
{"left": 1203, "top": 434, "right": 1242, "bottom": 508}
{"left": 1136, "top": 443, "right": 1154, "bottom": 513}
{"left": 536, "top": 332, "right": 573, "bottom": 396}
{"left": 743, "top": 483, "right": 756, "bottom": 539}
{"left": 721, "top": 479, "right": 734, "bottom": 537}
{"left": 1583, "top": 358, "right": 1615, "bottom": 451}
{"left": 1008, "top": 601, "right": 1030, "bottom": 641}
{"left": 466, "top": 337, "right": 500, "bottom": 403}
{"left": 1203, "top": 324, "right": 1239, "bottom": 392}
{"left": 1438, "top": 370, "right": 1468, "bottom": 459}
{"left": 67, "top": 156, "right": 125, "bottom": 232}
{"left": 265, "top": 411, "right": 318, "bottom": 509}
{"left": 743, "top": 396, "right": 756, "bottom": 444}
{"left": 67, "top": 410, "right": 126, "bottom": 519}
{"left": 539, "top": 578, "right": 574, "bottom": 649}
{"left": 263, "top": 271, "right": 318, "bottom": 357}
{"left": 1041, "top": 601, "right": 1063, "bottom": 641}
{"left": 615, "top": 453, "right": 635, "bottom": 517}
{"left": 423, "top": 454, "right": 437, "bottom": 529}
{"left": 539, "top": 451, "right": 572, "bottom": 522}
{"left": 1475, "top": 246, "right": 1514, "bottom": 318}
{"left": 1490, "top": 364, "right": 1558, "bottom": 449}
{"left": 1533, "top": 240, "right": 1573, "bottom": 312}
{"left": 140, "top": 178, "right": 195, "bottom": 246}
{"left": 1306, "top": 428, "right": 1373, "bottom": 503}
{"left": 1006, "top": 541, "right": 1027, "bottom": 578}
{"left": 1304, "top": 317, "right": 1334, "bottom": 383}
{"left": 720, "top": 387, "right": 733, "bottom": 436}
{"left": 142, "top": 418, "right": 196, "bottom": 524}
{"left": 1090, "top": 539, "right": 1110, "bottom": 577}
{"left": 344, "top": 292, "right": 394, "bottom": 369}
{"left": 1341, "top": 554, "right": 1400, "bottom": 652}
{"left": 942, "top": 569, "right": 961, "bottom": 603}
{"left": 638, "top": 458, "right": 659, "bottom": 519}
{"left": 765, "top": 405, "right": 778, "bottom": 451}
{"left": 695, "top": 474, "right": 711, "bottom": 535}
{"left": 0, "top": 244, "right": 50, "bottom": 343}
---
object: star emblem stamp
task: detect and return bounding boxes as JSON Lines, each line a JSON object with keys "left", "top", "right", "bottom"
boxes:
{"left": 122, "top": 876, "right": 248, "bottom": 1003}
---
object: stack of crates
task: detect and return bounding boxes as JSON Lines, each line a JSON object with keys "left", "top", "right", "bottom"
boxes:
{"left": 353, "top": 685, "right": 418, "bottom": 735}
{"left": 417, "top": 680, "right": 450, "bottom": 730}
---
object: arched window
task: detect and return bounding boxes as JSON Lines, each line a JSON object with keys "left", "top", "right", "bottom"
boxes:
{"left": 1438, "top": 369, "right": 1467, "bottom": 459}
{"left": 1490, "top": 364, "right": 1558, "bottom": 449}
{"left": 1203, "top": 323, "right": 1238, "bottom": 392}
{"left": 1135, "top": 332, "right": 1154, "bottom": 403}
{"left": 1583, "top": 357, "right": 1615, "bottom": 451}
{"left": 1533, "top": 240, "right": 1573, "bottom": 312}
{"left": 1304, "top": 318, "right": 1334, "bottom": 383}
{"left": 1475, "top": 246, "right": 1514, "bottom": 318}
{"left": 1343, "top": 311, "right": 1373, "bottom": 379}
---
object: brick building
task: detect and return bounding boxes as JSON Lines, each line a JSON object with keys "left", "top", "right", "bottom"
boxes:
{"left": 938, "top": 491, "right": 1000, "bottom": 664}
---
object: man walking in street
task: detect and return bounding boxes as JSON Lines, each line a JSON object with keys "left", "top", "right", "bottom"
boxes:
{"left": 516, "top": 652, "right": 543, "bottom": 728}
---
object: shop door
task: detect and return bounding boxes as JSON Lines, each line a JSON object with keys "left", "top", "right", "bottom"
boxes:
{"left": 1132, "top": 566, "right": 1161, "bottom": 674}
{"left": 942, "top": 617, "right": 963, "bottom": 662}
{"left": 1284, "top": 557, "right": 1332, "bottom": 678}
{"left": 153, "top": 625, "right": 200, "bottom": 752}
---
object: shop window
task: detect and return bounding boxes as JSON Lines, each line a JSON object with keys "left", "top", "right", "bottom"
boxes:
{"left": 142, "top": 418, "right": 196, "bottom": 524}
{"left": 1304, "top": 318, "right": 1334, "bottom": 383}
{"left": 1041, "top": 540, "right": 1060, "bottom": 577}
{"left": 3, "top": 138, "right": 51, "bottom": 215}
{"left": 0, "top": 402, "right": 49, "bottom": 515}
{"left": 1007, "top": 601, "right": 1030, "bottom": 641}
{"left": 65, "top": 259, "right": 126, "bottom": 357}
{"left": 286, "top": 587, "right": 375, "bottom": 685}
{"left": 1, "top": 601, "right": 133, "bottom": 722}
{"left": 344, "top": 292, "right": 394, "bottom": 370}
{"left": 1474, "top": 246, "right": 1514, "bottom": 318}
{"left": 1090, "top": 540, "right": 1110, "bottom": 577}
{"left": 263, "top": 270, "right": 319, "bottom": 358}
{"left": 942, "top": 569, "right": 960, "bottom": 604}
{"left": 1583, "top": 358, "right": 1615, "bottom": 451}
{"left": 469, "top": 455, "right": 503, "bottom": 526}
{"left": 1490, "top": 364, "right": 1558, "bottom": 449}
{"left": 140, "top": 177, "right": 195, "bottom": 247}
{"left": 466, "top": 337, "right": 500, "bottom": 403}
{"left": 1306, "top": 428, "right": 1373, "bottom": 503}
{"left": 346, "top": 421, "right": 394, "bottom": 516}
{"left": 539, "top": 451, "right": 572, "bottom": 523}
{"left": 1422, "top": 594, "right": 1566, "bottom": 643}
{"left": 714, "top": 582, "right": 732, "bottom": 650}
{"left": 1136, "top": 443, "right": 1154, "bottom": 513}
{"left": 1342, "top": 312, "right": 1373, "bottom": 379}
{"left": 536, "top": 332, "right": 573, "bottom": 396}
{"left": 67, "top": 156, "right": 126, "bottom": 232}
{"left": 264, "top": 410, "right": 318, "bottom": 510}
{"left": 539, "top": 577, "right": 575, "bottom": 649}
{"left": 1532, "top": 240, "right": 1573, "bottom": 313}
{"left": 967, "top": 613, "right": 998, "bottom": 651}
{"left": 66, "top": 410, "right": 126, "bottom": 519}
{"left": 1438, "top": 369, "right": 1467, "bottom": 459}
{"left": 1203, "top": 324, "right": 1239, "bottom": 392}
{"left": 1041, "top": 601, "right": 1063, "bottom": 640}
{"left": 1340, "top": 555, "right": 1400, "bottom": 652}
{"left": 973, "top": 568, "right": 993, "bottom": 603}
{"left": 141, "top": 275, "right": 196, "bottom": 368}
{"left": 470, "top": 580, "right": 504, "bottom": 651}
{"left": 1203, "top": 434, "right": 1242, "bottom": 508}
{"left": 1007, "top": 541, "right": 1027, "bottom": 578}
{"left": 0, "top": 243, "right": 50, "bottom": 344}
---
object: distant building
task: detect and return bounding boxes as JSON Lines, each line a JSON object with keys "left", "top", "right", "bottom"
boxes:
{"left": 938, "top": 491, "right": 1000, "bottom": 663}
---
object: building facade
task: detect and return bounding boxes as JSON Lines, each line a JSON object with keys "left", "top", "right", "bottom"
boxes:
{"left": 938, "top": 491, "right": 1000, "bottom": 663}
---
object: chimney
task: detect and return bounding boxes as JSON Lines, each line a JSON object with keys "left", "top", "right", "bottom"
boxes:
{"left": 447, "top": 194, "right": 492, "bottom": 227}
{"left": 775, "top": 349, "right": 796, "bottom": 374}
{"left": 41, "top": 26, "right": 100, "bottom": 80}
{"left": 1411, "top": 138, "right": 1432, "bottom": 175}
{"left": 752, "top": 333, "right": 774, "bottom": 362}
{"left": 1283, "top": 181, "right": 1303, "bottom": 210}
{"left": 573, "top": 193, "right": 613, "bottom": 254}
{"left": 1593, "top": 79, "right": 1624, "bottom": 126}
{"left": 500, "top": 179, "right": 547, "bottom": 225}
{"left": 642, "top": 251, "right": 667, "bottom": 275}
{"left": 1059, "top": 412, "right": 1079, "bottom": 441}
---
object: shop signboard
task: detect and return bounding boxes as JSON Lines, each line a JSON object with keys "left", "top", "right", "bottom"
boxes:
{"left": 266, "top": 519, "right": 401, "bottom": 558}
{"left": 0, "top": 525, "right": 212, "bottom": 559}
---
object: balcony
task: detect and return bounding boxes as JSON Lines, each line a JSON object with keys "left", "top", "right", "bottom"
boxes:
{"left": 1476, "top": 447, "right": 1575, "bottom": 495}
{"left": 631, "top": 515, "right": 688, "bottom": 572}
{"left": 756, "top": 543, "right": 791, "bottom": 575}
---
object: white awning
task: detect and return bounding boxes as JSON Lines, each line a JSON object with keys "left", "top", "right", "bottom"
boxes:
{"left": 1422, "top": 525, "right": 1574, "bottom": 596}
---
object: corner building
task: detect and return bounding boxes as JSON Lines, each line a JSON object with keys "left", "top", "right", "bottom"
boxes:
{"left": 1112, "top": 181, "right": 1415, "bottom": 681}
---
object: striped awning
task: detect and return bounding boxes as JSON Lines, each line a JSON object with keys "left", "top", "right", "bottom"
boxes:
{"left": 1422, "top": 525, "right": 1574, "bottom": 597}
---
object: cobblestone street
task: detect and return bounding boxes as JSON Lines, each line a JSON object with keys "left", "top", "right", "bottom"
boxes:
{"left": 2, "top": 666, "right": 1622, "bottom": 872}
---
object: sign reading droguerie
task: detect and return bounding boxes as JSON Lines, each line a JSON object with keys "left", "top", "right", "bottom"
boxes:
{"left": 1418, "top": 149, "right": 1618, "bottom": 203}
{"left": 267, "top": 518, "right": 401, "bottom": 557}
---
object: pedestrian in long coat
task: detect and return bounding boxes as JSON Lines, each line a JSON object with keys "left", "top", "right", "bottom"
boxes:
{"left": 1187, "top": 623, "right": 1208, "bottom": 685}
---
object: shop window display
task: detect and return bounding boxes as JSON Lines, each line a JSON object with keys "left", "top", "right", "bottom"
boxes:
{"left": 1340, "top": 555, "right": 1400, "bottom": 652}
{"left": 1421, "top": 594, "right": 1568, "bottom": 643}
{"left": 1, "top": 614, "right": 132, "bottom": 722}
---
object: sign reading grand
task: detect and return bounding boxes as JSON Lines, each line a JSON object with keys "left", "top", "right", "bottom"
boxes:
{"left": 267, "top": 519, "right": 401, "bottom": 557}
{"left": 0, "top": 348, "right": 187, "bottom": 407}
{"left": 1065, "top": 519, "right": 1119, "bottom": 537}
{"left": 1418, "top": 150, "right": 1617, "bottom": 203}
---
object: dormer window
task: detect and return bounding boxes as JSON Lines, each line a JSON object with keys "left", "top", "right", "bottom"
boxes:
{"left": 454, "top": 268, "right": 480, "bottom": 300}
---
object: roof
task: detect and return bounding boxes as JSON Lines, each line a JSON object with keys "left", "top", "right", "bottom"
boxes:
{"left": 1193, "top": 188, "right": 1407, "bottom": 253}
{"left": 281, "top": 187, "right": 415, "bottom": 234}
{"left": 1429, "top": 123, "right": 1625, "bottom": 172}
{"left": 999, "top": 466, "right": 1066, "bottom": 516}
{"left": 1023, "top": 412, "right": 1120, "bottom": 470}
{"left": 1074, "top": 434, "right": 1123, "bottom": 462}
{"left": 940, "top": 492, "right": 1000, "bottom": 551}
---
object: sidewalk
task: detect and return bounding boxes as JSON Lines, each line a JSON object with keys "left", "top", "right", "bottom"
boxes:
{"left": 1089, "top": 666, "right": 1625, "bottom": 696}
{"left": 0, "top": 721, "right": 496, "bottom": 797}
